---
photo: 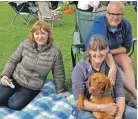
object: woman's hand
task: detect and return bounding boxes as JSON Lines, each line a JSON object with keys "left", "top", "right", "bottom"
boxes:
{"left": 1, "top": 75, "right": 9, "bottom": 86}
{"left": 57, "top": 91, "right": 71, "bottom": 97}
{"left": 101, "top": 103, "right": 118, "bottom": 116}
{"left": 114, "top": 116, "right": 123, "bottom": 119}
{"left": 108, "top": 65, "right": 117, "bottom": 86}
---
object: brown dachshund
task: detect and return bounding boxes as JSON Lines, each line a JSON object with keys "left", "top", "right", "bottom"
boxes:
{"left": 77, "top": 72, "right": 114, "bottom": 119}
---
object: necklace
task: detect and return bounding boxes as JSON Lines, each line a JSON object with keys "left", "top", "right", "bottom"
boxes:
{"left": 92, "top": 67, "right": 100, "bottom": 73}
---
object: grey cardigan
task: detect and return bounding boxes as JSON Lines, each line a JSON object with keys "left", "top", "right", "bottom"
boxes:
{"left": 72, "top": 59, "right": 124, "bottom": 101}
{"left": 1, "top": 39, "right": 65, "bottom": 93}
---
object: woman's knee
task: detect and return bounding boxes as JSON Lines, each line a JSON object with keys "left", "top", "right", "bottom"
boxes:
{"left": 8, "top": 97, "right": 24, "bottom": 110}
{"left": 0, "top": 85, "right": 14, "bottom": 105}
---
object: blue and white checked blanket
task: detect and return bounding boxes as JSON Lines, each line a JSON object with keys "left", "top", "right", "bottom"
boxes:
{"left": 0, "top": 80, "right": 77, "bottom": 119}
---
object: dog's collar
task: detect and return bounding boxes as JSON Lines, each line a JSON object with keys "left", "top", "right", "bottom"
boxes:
{"left": 99, "top": 91, "right": 111, "bottom": 96}
{"left": 90, "top": 91, "right": 112, "bottom": 100}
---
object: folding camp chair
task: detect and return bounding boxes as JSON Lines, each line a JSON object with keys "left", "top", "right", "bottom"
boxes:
{"left": 36, "top": 1, "right": 62, "bottom": 29}
{"left": 71, "top": 9, "right": 137, "bottom": 68}
{"left": 8, "top": 2, "right": 38, "bottom": 26}
{"left": 129, "top": 38, "right": 137, "bottom": 57}
{"left": 71, "top": 9, "right": 106, "bottom": 68}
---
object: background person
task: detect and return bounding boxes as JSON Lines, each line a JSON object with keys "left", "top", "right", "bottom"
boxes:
{"left": 77, "top": 1, "right": 100, "bottom": 12}
{"left": 96, "top": 1, "right": 110, "bottom": 12}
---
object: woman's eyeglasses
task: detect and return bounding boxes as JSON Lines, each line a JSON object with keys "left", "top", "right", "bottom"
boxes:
{"left": 107, "top": 11, "right": 124, "bottom": 18}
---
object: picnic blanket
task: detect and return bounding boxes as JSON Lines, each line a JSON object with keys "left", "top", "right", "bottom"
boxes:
{"left": 0, "top": 80, "right": 77, "bottom": 119}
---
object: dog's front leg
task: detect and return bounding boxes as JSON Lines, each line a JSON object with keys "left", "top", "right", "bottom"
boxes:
{"left": 77, "top": 92, "right": 84, "bottom": 110}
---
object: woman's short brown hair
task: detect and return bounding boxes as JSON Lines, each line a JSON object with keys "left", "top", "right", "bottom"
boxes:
{"left": 84, "top": 35, "right": 108, "bottom": 59}
{"left": 29, "top": 21, "right": 53, "bottom": 44}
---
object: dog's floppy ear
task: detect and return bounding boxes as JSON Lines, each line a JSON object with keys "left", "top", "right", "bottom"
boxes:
{"left": 77, "top": 92, "right": 85, "bottom": 110}
{"left": 88, "top": 76, "right": 92, "bottom": 93}
{"left": 93, "top": 83, "right": 104, "bottom": 96}
{"left": 105, "top": 78, "right": 112, "bottom": 93}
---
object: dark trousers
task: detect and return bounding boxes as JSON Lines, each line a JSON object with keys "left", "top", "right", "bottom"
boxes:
{"left": 77, "top": 7, "right": 94, "bottom": 12}
{"left": 51, "top": 1, "right": 58, "bottom": 10}
{"left": 0, "top": 79, "right": 40, "bottom": 110}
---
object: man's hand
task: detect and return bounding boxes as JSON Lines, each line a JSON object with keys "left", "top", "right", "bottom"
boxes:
{"left": 106, "top": 53, "right": 117, "bottom": 85}
{"left": 108, "top": 65, "right": 117, "bottom": 85}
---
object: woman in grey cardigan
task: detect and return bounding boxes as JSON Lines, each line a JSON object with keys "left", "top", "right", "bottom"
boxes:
{"left": 0, "top": 21, "right": 65, "bottom": 110}
{"left": 72, "top": 35, "right": 137, "bottom": 119}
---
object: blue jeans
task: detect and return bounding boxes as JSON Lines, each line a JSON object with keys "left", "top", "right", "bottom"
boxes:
{"left": 0, "top": 78, "right": 40, "bottom": 110}
{"left": 77, "top": 110, "right": 96, "bottom": 119}
{"left": 77, "top": 105, "right": 137, "bottom": 119}
{"left": 123, "top": 105, "right": 137, "bottom": 119}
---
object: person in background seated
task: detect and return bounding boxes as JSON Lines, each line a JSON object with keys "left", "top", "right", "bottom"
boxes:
{"left": 77, "top": 1, "right": 100, "bottom": 12}
{"left": 72, "top": 35, "right": 137, "bottom": 119}
{"left": 96, "top": 1, "right": 109, "bottom": 12}
{"left": 51, "top": 1, "right": 58, "bottom": 10}
{"left": 132, "top": 1, "right": 137, "bottom": 12}
{"left": 85, "top": 1, "right": 137, "bottom": 108}
{"left": 69, "top": 1, "right": 78, "bottom": 8}
{"left": 0, "top": 21, "right": 65, "bottom": 110}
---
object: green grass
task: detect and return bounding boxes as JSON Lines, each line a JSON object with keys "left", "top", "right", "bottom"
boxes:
{"left": 0, "top": 2, "right": 137, "bottom": 90}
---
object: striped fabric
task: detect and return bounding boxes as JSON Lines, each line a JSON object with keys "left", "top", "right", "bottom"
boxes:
{"left": 0, "top": 80, "right": 76, "bottom": 119}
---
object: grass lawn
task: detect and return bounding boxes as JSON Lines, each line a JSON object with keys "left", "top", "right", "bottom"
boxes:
{"left": 0, "top": 2, "right": 137, "bottom": 90}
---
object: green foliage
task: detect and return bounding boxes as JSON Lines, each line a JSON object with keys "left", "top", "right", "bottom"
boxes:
{"left": 0, "top": 2, "right": 137, "bottom": 90}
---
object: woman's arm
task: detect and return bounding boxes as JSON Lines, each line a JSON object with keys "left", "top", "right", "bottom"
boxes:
{"left": 71, "top": 60, "right": 86, "bottom": 100}
{"left": 52, "top": 50, "right": 65, "bottom": 94}
{"left": 114, "top": 98, "right": 125, "bottom": 119}
{"left": 1, "top": 41, "right": 24, "bottom": 77}
{"left": 83, "top": 99, "right": 118, "bottom": 115}
{"left": 114, "top": 66, "right": 125, "bottom": 119}
{"left": 83, "top": 99, "right": 100, "bottom": 111}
